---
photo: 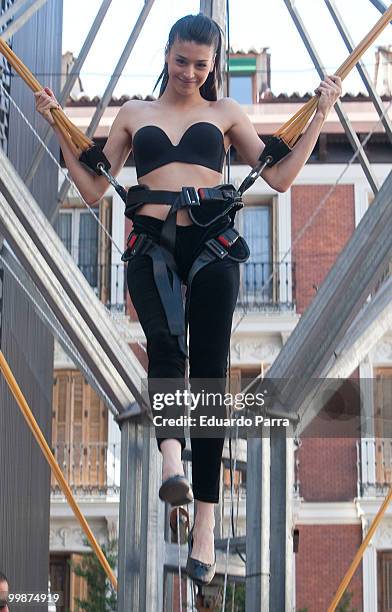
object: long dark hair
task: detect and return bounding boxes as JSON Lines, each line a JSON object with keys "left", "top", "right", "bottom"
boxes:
{"left": 153, "top": 13, "right": 223, "bottom": 101}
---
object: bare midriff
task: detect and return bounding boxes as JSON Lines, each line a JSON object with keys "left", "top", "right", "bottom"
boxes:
{"left": 135, "top": 162, "right": 224, "bottom": 226}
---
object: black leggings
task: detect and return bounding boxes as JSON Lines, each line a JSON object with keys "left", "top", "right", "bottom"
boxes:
{"left": 126, "top": 214, "right": 240, "bottom": 503}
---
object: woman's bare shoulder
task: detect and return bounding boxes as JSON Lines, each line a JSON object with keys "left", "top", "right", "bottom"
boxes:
{"left": 116, "top": 98, "right": 157, "bottom": 134}
{"left": 216, "top": 96, "right": 243, "bottom": 114}
{"left": 214, "top": 97, "right": 243, "bottom": 121}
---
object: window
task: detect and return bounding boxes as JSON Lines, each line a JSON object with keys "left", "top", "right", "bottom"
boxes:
{"left": 230, "top": 75, "right": 253, "bottom": 104}
{"left": 374, "top": 368, "right": 392, "bottom": 487}
{"left": 228, "top": 55, "right": 258, "bottom": 104}
{"left": 52, "top": 370, "right": 108, "bottom": 492}
{"left": 55, "top": 208, "right": 99, "bottom": 289}
{"left": 237, "top": 205, "right": 273, "bottom": 309}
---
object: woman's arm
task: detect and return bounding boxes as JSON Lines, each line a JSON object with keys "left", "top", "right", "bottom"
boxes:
{"left": 225, "top": 75, "right": 342, "bottom": 192}
{"left": 35, "top": 88, "right": 135, "bottom": 204}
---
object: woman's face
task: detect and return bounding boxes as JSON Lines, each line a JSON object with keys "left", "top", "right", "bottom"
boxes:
{"left": 166, "top": 38, "right": 216, "bottom": 96}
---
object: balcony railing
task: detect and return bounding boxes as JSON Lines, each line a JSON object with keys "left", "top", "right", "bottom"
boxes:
{"left": 78, "top": 263, "right": 127, "bottom": 313}
{"left": 236, "top": 260, "right": 296, "bottom": 311}
{"left": 357, "top": 438, "right": 392, "bottom": 497}
{"left": 51, "top": 442, "right": 120, "bottom": 496}
{"left": 78, "top": 260, "right": 296, "bottom": 314}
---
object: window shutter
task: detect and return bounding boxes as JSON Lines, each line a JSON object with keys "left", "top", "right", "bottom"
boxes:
{"left": 52, "top": 372, "right": 72, "bottom": 487}
{"left": 378, "top": 551, "right": 392, "bottom": 612}
{"left": 78, "top": 210, "right": 99, "bottom": 288}
{"left": 98, "top": 198, "right": 111, "bottom": 305}
{"left": 52, "top": 370, "right": 108, "bottom": 491}
{"left": 374, "top": 369, "right": 392, "bottom": 486}
{"left": 69, "top": 553, "right": 88, "bottom": 612}
{"left": 87, "top": 385, "right": 108, "bottom": 488}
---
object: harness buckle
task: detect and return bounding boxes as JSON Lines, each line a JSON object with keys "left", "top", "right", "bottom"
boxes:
{"left": 181, "top": 186, "right": 200, "bottom": 207}
{"left": 217, "top": 228, "right": 239, "bottom": 249}
{"left": 121, "top": 233, "right": 151, "bottom": 262}
{"left": 205, "top": 238, "right": 228, "bottom": 259}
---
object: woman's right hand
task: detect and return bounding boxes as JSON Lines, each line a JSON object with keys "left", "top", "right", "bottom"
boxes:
{"left": 34, "top": 87, "right": 61, "bottom": 125}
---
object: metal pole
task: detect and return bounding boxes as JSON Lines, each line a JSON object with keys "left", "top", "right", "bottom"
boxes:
{"left": 246, "top": 438, "right": 263, "bottom": 609}
{"left": 24, "top": 0, "right": 113, "bottom": 187}
{"left": 324, "top": 0, "right": 392, "bottom": 143}
{"left": 368, "top": 0, "right": 392, "bottom": 20}
{"left": 269, "top": 426, "right": 287, "bottom": 612}
{"left": 0, "top": 147, "right": 146, "bottom": 414}
{"left": 283, "top": 0, "right": 379, "bottom": 195}
{"left": 200, "top": 0, "right": 227, "bottom": 97}
{"left": 117, "top": 421, "right": 145, "bottom": 610}
{"left": 0, "top": 0, "right": 31, "bottom": 28}
{"left": 0, "top": 244, "right": 121, "bottom": 411}
{"left": 55, "top": 0, "right": 156, "bottom": 218}
{"left": 0, "top": 0, "right": 49, "bottom": 41}
{"left": 246, "top": 435, "right": 270, "bottom": 610}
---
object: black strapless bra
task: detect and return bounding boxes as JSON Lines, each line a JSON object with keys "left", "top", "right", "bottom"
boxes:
{"left": 132, "top": 121, "right": 226, "bottom": 178}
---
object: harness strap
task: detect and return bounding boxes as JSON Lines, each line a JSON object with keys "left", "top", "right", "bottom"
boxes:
{"left": 125, "top": 185, "right": 239, "bottom": 220}
{"left": 123, "top": 184, "right": 245, "bottom": 361}
{"left": 123, "top": 225, "right": 241, "bottom": 360}
{"left": 184, "top": 232, "right": 234, "bottom": 340}
{"left": 147, "top": 243, "right": 187, "bottom": 356}
{"left": 123, "top": 233, "right": 187, "bottom": 357}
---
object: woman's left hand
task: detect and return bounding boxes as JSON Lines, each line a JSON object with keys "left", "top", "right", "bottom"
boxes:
{"left": 314, "top": 74, "right": 342, "bottom": 119}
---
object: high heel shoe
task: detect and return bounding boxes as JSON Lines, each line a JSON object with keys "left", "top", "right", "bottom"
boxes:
{"left": 159, "top": 474, "right": 194, "bottom": 506}
{"left": 185, "top": 525, "right": 216, "bottom": 586}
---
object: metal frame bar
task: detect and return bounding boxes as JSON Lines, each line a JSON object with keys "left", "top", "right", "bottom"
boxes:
{"left": 263, "top": 170, "right": 392, "bottom": 415}
{"left": 0, "top": 0, "right": 49, "bottom": 41}
{"left": 54, "top": 0, "right": 156, "bottom": 219}
{"left": 24, "top": 0, "right": 113, "bottom": 187}
{"left": 368, "top": 0, "right": 391, "bottom": 18}
{"left": 251, "top": 170, "right": 392, "bottom": 610}
{"left": 283, "top": 0, "right": 379, "bottom": 195}
{"left": 0, "top": 0, "right": 31, "bottom": 28}
{"left": 325, "top": 274, "right": 392, "bottom": 380}
{"left": 246, "top": 437, "right": 270, "bottom": 609}
{"left": 0, "top": 146, "right": 146, "bottom": 414}
{"left": 117, "top": 422, "right": 165, "bottom": 612}
{"left": 324, "top": 0, "right": 392, "bottom": 143}
{"left": 0, "top": 243, "right": 123, "bottom": 412}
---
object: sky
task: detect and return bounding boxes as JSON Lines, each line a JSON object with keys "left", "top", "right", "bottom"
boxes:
{"left": 62, "top": 0, "right": 392, "bottom": 98}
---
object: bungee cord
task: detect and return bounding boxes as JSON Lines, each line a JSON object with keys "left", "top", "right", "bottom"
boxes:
{"left": 275, "top": 4, "right": 392, "bottom": 148}
{"left": 0, "top": 36, "right": 128, "bottom": 205}
{"left": 0, "top": 76, "right": 150, "bottom": 354}
{"left": 236, "top": 3, "right": 392, "bottom": 195}
{"left": 0, "top": 80, "right": 124, "bottom": 257}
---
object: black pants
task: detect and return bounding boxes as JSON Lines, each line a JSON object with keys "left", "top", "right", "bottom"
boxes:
{"left": 126, "top": 214, "right": 240, "bottom": 503}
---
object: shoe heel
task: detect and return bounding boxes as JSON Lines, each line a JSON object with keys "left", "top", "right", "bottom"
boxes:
{"left": 185, "top": 524, "right": 216, "bottom": 586}
{"left": 158, "top": 474, "right": 194, "bottom": 507}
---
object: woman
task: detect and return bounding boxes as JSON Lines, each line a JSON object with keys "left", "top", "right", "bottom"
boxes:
{"left": 35, "top": 13, "right": 342, "bottom": 585}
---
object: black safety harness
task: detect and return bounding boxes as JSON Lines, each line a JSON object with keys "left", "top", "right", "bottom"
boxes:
{"left": 121, "top": 184, "right": 250, "bottom": 358}
{"left": 79, "top": 136, "right": 290, "bottom": 359}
